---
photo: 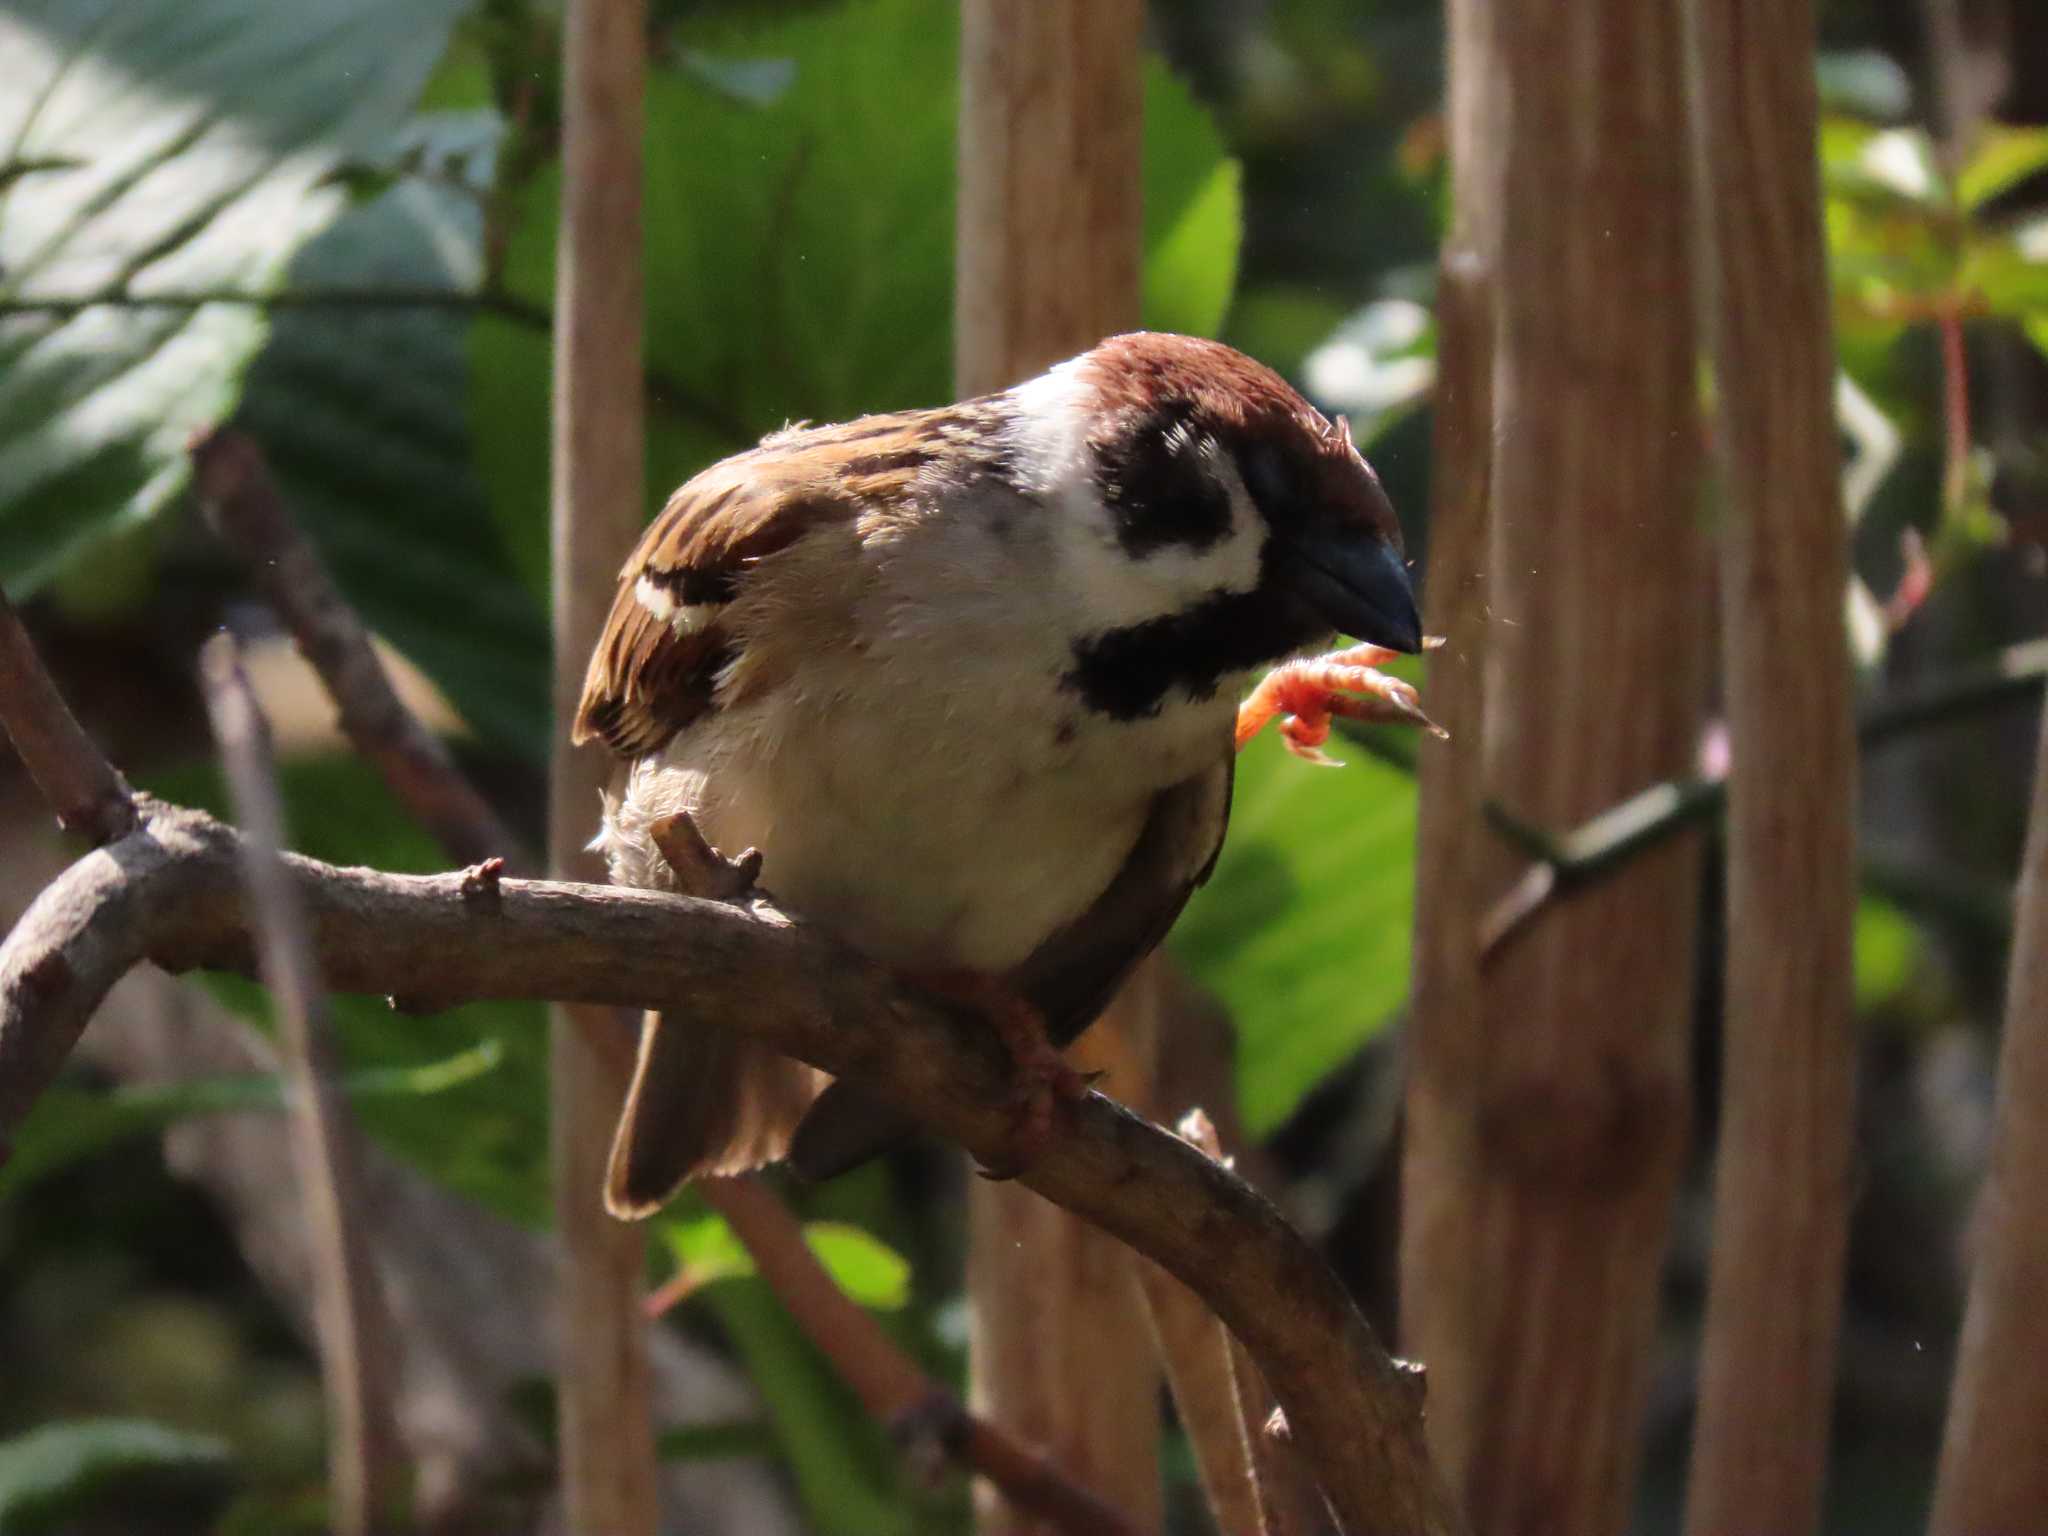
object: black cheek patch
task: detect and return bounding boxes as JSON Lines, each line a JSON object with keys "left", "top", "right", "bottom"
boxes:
{"left": 1061, "top": 586, "right": 1317, "bottom": 721}
{"left": 1096, "top": 417, "right": 1235, "bottom": 559}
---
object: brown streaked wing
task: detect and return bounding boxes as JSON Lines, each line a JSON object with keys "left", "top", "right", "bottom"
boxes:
{"left": 573, "top": 410, "right": 945, "bottom": 759}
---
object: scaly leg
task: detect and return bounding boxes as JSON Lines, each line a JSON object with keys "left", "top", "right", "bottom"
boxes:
{"left": 1236, "top": 642, "right": 1447, "bottom": 765}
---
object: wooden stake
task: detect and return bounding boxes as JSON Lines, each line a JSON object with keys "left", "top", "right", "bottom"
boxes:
{"left": 548, "top": 0, "right": 658, "bottom": 1529}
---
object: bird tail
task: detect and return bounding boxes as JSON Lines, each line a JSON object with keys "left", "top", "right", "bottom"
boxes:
{"left": 603, "top": 1010, "right": 828, "bottom": 1219}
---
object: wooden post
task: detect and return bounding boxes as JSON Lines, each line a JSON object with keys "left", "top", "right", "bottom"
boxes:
{"left": 548, "top": 0, "right": 659, "bottom": 1530}
{"left": 955, "top": 6, "right": 1156, "bottom": 1528}
{"left": 1928, "top": 707, "right": 2048, "bottom": 1531}
{"left": 1682, "top": 0, "right": 1857, "bottom": 1529}
{"left": 1399, "top": 2, "right": 1705, "bottom": 1531}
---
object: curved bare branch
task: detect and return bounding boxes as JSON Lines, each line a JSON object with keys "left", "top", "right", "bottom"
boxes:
{"left": 0, "top": 798, "right": 1461, "bottom": 1536}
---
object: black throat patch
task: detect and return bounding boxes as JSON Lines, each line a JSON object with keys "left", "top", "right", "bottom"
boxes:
{"left": 1061, "top": 582, "right": 1320, "bottom": 721}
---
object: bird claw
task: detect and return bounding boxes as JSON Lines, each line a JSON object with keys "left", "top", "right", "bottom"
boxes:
{"left": 649, "top": 812, "right": 761, "bottom": 902}
{"left": 901, "top": 970, "right": 1094, "bottom": 1179}
{"left": 1236, "top": 643, "right": 1448, "bottom": 763}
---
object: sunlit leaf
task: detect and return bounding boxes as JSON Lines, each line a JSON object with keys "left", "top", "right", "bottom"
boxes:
{"left": 660, "top": 1212, "right": 913, "bottom": 1310}
{"left": 0, "top": 1419, "right": 232, "bottom": 1534}
{"left": 236, "top": 111, "right": 551, "bottom": 758}
{"left": 0, "top": 0, "right": 467, "bottom": 596}
{"left": 1141, "top": 60, "right": 1243, "bottom": 339}
{"left": 0, "top": 1042, "right": 502, "bottom": 1201}
{"left": 1854, "top": 896, "right": 1919, "bottom": 1010}
{"left": 1961, "top": 230, "right": 2048, "bottom": 318}
{"left": 1957, "top": 124, "right": 2048, "bottom": 213}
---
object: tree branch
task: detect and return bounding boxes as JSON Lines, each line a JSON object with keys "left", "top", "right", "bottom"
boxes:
{"left": 1478, "top": 636, "right": 2048, "bottom": 952}
{"left": 1131, "top": 1109, "right": 1281, "bottom": 1536}
{"left": 189, "top": 428, "right": 529, "bottom": 873}
{"left": 0, "top": 801, "right": 1461, "bottom": 1535}
{"left": 700, "top": 1178, "right": 1143, "bottom": 1536}
{"left": 0, "top": 592, "right": 137, "bottom": 845}
{"left": 199, "top": 635, "right": 404, "bottom": 1536}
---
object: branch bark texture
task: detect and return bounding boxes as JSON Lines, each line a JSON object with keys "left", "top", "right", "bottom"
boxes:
{"left": 0, "top": 801, "right": 1462, "bottom": 1536}
{"left": 1682, "top": 1, "right": 1857, "bottom": 1530}
{"left": 191, "top": 428, "right": 526, "bottom": 872}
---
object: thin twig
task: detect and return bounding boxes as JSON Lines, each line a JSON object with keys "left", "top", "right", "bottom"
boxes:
{"left": 0, "top": 592, "right": 137, "bottom": 845}
{"left": 198, "top": 635, "right": 402, "bottom": 1536}
{"left": 0, "top": 801, "right": 1463, "bottom": 1536}
{"left": 189, "top": 427, "right": 529, "bottom": 872}
{"left": 1131, "top": 1109, "right": 1274, "bottom": 1536}
{"left": 1478, "top": 635, "right": 2048, "bottom": 952}
{"left": 701, "top": 1178, "right": 1144, "bottom": 1536}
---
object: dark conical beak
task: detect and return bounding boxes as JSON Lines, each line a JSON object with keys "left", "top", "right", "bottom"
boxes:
{"left": 1289, "top": 535, "right": 1423, "bottom": 653}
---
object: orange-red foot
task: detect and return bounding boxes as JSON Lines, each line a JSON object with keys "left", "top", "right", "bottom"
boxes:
{"left": 904, "top": 968, "right": 1094, "bottom": 1179}
{"left": 1235, "top": 642, "right": 1447, "bottom": 765}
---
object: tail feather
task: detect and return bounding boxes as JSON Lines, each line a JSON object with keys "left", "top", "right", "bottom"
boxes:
{"left": 604, "top": 1010, "right": 828, "bottom": 1218}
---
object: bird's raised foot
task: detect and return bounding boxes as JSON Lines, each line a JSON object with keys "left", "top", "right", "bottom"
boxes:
{"left": 1234, "top": 642, "right": 1447, "bottom": 765}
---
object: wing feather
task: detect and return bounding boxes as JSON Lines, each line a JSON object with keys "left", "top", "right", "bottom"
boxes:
{"left": 573, "top": 410, "right": 955, "bottom": 758}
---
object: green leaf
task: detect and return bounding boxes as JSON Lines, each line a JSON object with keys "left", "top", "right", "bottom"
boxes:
{"left": 0, "top": 1041, "right": 502, "bottom": 1202}
{"left": 657, "top": 1419, "right": 783, "bottom": 1463}
{"left": 471, "top": 0, "right": 1244, "bottom": 584}
{"left": 1141, "top": 58, "right": 1242, "bottom": 339}
{"left": 0, "top": 0, "right": 468, "bottom": 598}
{"left": 1960, "top": 229, "right": 2048, "bottom": 318}
{"left": 1957, "top": 124, "right": 2048, "bottom": 213}
{"left": 702, "top": 1282, "right": 913, "bottom": 1536}
{"left": 236, "top": 111, "right": 552, "bottom": 757}
{"left": 1853, "top": 895, "right": 1919, "bottom": 1010}
{"left": 1172, "top": 729, "right": 1418, "bottom": 1137}
{"left": 660, "top": 1212, "right": 913, "bottom": 1310}
{"left": 2023, "top": 311, "right": 2048, "bottom": 365}
{"left": 0, "top": 1419, "right": 232, "bottom": 1534}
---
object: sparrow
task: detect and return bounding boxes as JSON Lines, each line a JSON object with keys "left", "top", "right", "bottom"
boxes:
{"left": 575, "top": 331, "right": 1433, "bottom": 1217}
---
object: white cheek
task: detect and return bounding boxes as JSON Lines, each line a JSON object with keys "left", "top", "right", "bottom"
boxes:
{"left": 1050, "top": 452, "right": 1265, "bottom": 632}
{"left": 1004, "top": 355, "right": 1266, "bottom": 630}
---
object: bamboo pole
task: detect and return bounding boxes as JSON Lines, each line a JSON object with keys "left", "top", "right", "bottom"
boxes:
{"left": 1400, "top": 2, "right": 1705, "bottom": 1530}
{"left": 956, "top": 11, "right": 1155, "bottom": 1526}
{"left": 1681, "top": 0, "right": 1857, "bottom": 1528}
{"left": 1928, "top": 712, "right": 2048, "bottom": 1529}
{"left": 548, "top": 0, "right": 659, "bottom": 1529}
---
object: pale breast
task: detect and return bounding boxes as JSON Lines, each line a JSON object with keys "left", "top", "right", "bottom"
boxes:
{"left": 597, "top": 486, "right": 1243, "bottom": 974}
